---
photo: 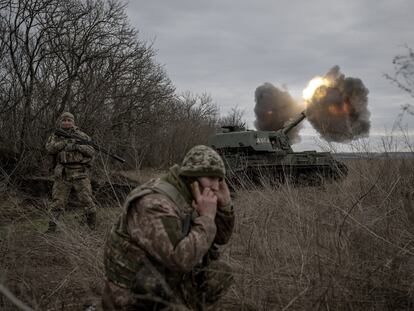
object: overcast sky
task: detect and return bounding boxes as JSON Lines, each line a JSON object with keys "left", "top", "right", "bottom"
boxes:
{"left": 126, "top": 0, "right": 414, "bottom": 151}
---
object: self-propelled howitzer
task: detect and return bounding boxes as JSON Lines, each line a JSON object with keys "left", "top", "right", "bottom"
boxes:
{"left": 210, "top": 111, "right": 348, "bottom": 187}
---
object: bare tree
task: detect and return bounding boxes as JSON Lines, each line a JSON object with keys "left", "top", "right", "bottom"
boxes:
{"left": 0, "top": 0, "right": 61, "bottom": 152}
{"left": 142, "top": 92, "right": 219, "bottom": 167}
{"left": 0, "top": 0, "right": 223, "bottom": 175}
{"left": 385, "top": 45, "right": 414, "bottom": 117}
{"left": 0, "top": 0, "right": 176, "bottom": 170}
{"left": 218, "top": 106, "right": 246, "bottom": 128}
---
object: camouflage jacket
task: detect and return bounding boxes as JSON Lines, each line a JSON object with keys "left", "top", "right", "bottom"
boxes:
{"left": 46, "top": 127, "right": 94, "bottom": 179}
{"left": 103, "top": 165, "right": 235, "bottom": 306}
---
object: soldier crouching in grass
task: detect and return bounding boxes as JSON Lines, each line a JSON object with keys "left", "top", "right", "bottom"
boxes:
{"left": 45, "top": 112, "right": 97, "bottom": 232}
{"left": 102, "top": 145, "right": 235, "bottom": 311}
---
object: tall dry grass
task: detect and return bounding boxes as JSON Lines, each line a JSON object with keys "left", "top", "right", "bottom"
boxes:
{"left": 1, "top": 154, "right": 413, "bottom": 310}
{"left": 223, "top": 155, "right": 414, "bottom": 310}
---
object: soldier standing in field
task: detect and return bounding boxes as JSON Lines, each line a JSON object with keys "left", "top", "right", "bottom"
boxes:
{"left": 45, "top": 112, "right": 96, "bottom": 232}
{"left": 102, "top": 145, "right": 235, "bottom": 311}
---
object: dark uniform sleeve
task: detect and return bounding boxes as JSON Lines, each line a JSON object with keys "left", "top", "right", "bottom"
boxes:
{"left": 214, "top": 203, "right": 235, "bottom": 245}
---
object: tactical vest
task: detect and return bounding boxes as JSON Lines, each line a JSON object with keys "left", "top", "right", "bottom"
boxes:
{"left": 104, "top": 178, "right": 192, "bottom": 297}
{"left": 57, "top": 150, "right": 85, "bottom": 165}
{"left": 54, "top": 129, "right": 91, "bottom": 164}
{"left": 53, "top": 130, "right": 93, "bottom": 179}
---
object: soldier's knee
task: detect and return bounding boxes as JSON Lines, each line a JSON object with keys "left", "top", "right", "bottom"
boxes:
{"left": 203, "top": 260, "right": 233, "bottom": 303}
{"left": 77, "top": 190, "right": 95, "bottom": 205}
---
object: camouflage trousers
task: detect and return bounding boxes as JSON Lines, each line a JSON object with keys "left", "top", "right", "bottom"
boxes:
{"left": 102, "top": 260, "right": 233, "bottom": 311}
{"left": 50, "top": 176, "right": 96, "bottom": 215}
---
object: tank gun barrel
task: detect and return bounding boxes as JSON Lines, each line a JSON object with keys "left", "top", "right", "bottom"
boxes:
{"left": 282, "top": 111, "right": 306, "bottom": 134}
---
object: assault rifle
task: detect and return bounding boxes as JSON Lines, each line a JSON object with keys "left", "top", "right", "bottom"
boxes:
{"left": 53, "top": 128, "right": 126, "bottom": 163}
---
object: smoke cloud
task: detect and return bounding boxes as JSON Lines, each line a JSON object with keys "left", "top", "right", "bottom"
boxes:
{"left": 254, "top": 83, "right": 304, "bottom": 143}
{"left": 305, "top": 66, "right": 370, "bottom": 142}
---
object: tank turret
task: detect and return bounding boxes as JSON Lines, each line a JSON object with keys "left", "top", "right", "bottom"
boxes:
{"left": 210, "top": 111, "right": 348, "bottom": 187}
{"left": 211, "top": 111, "right": 305, "bottom": 153}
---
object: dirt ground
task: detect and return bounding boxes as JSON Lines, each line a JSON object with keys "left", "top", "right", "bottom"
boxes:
{"left": 0, "top": 205, "right": 110, "bottom": 310}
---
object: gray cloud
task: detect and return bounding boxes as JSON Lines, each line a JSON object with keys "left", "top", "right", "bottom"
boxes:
{"left": 305, "top": 66, "right": 370, "bottom": 142}
{"left": 254, "top": 83, "right": 304, "bottom": 143}
{"left": 126, "top": 0, "right": 414, "bottom": 149}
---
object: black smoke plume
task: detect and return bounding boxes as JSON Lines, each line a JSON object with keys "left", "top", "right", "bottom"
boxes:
{"left": 306, "top": 66, "right": 370, "bottom": 142}
{"left": 254, "top": 83, "right": 304, "bottom": 143}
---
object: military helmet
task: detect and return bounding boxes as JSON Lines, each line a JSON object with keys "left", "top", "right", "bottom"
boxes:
{"left": 59, "top": 111, "right": 75, "bottom": 122}
{"left": 179, "top": 145, "right": 225, "bottom": 178}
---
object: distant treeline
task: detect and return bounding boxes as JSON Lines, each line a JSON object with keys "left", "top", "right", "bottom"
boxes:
{"left": 335, "top": 152, "right": 414, "bottom": 160}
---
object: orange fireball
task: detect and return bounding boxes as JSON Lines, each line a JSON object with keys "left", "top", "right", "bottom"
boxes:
{"left": 302, "top": 77, "right": 331, "bottom": 101}
{"left": 328, "top": 99, "right": 351, "bottom": 116}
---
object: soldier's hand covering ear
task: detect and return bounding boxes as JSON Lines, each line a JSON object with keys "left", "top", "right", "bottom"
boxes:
{"left": 191, "top": 181, "right": 217, "bottom": 220}
{"left": 215, "top": 179, "right": 231, "bottom": 209}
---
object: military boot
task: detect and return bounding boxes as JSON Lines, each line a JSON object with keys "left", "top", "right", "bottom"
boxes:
{"left": 85, "top": 212, "right": 96, "bottom": 230}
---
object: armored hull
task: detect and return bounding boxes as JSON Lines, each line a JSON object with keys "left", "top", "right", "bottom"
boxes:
{"left": 210, "top": 113, "right": 348, "bottom": 187}
{"left": 215, "top": 149, "right": 348, "bottom": 187}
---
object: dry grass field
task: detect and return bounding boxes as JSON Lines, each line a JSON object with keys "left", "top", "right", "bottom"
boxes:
{"left": 1, "top": 156, "right": 414, "bottom": 310}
